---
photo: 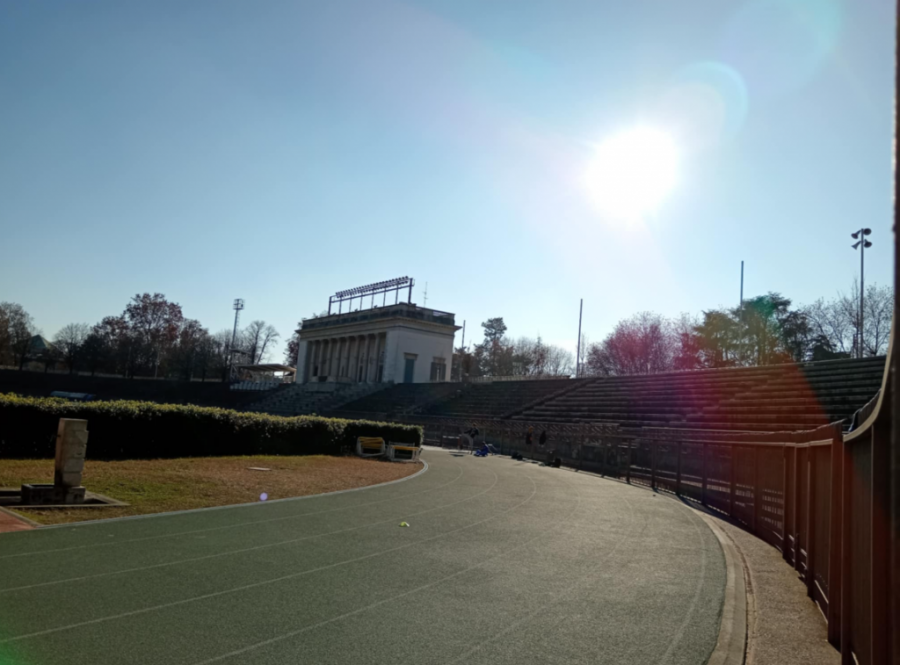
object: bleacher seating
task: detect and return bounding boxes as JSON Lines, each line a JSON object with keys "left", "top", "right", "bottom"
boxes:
{"left": 420, "top": 379, "right": 573, "bottom": 419}
{"left": 513, "top": 357, "right": 885, "bottom": 431}
{"left": 324, "top": 358, "right": 885, "bottom": 434}
{"left": 331, "top": 383, "right": 463, "bottom": 419}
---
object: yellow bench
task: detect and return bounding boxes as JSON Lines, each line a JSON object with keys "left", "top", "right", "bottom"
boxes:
{"left": 356, "top": 437, "right": 386, "bottom": 458}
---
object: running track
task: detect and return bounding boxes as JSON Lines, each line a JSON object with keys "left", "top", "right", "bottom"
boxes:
{"left": 0, "top": 449, "right": 725, "bottom": 664}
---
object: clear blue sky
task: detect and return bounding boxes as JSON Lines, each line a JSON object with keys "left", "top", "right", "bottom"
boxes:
{"left": 0, "top": 0, "right": 894, "bottom": 360}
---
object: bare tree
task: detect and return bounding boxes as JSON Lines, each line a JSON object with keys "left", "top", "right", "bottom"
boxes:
{"left": 862, "top": 282, "right": 893, "bottom": 356}
{"left": 0, "top": 302, "right": 37, "bottom": 369}
{"left": 545, "top": 345, "right": 574, "bottom": 377}
{"left": 242, "top": 321, "right": 280, "bottom": 365}
{"left": 54, "top": 323, "right": 90, "bottom": 374}
{"left": 803, "top": 280, "right": 893, "bottom": 358}
{"left": 576, "top": 333, "right": 591, "bottom": 377}
{"left": 805, "top": 297, "right": 854, "bottom": 355}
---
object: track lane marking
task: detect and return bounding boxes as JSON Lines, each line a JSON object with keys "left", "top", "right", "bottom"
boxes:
{"left": 0, "top": 464, "right": 500, "bottom": 594}
{"left": 0, "top": 454, "right": 464, "bottom": 560}
{"left": 442, "top": 474, "right": 643, "bottom": 664}
{"left": 0, "top": 464, "right": 537, "bottom": 645}
{"left": 189, "top": 467, "right": 581, "bottom": 665}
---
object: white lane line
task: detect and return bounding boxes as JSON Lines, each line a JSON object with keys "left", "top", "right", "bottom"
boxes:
{"left": 654, "top": 508, "right": 710, "bottom": 665}
{"left": 189, "top": 469, "right": 580, "bottom": 665}
{"left": 0, "top": 466, "right": 537, "bottom": 645}
{"left": 0, "top": 455, "right": 463, "bottom": 560}
{"left": 0, "top": 465, "right": 500, "bottom": 594}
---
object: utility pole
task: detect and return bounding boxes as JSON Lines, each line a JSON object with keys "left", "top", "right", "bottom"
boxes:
{"left": 740, "top": 261, "right": 744, "bottom": 320}
{"left": 851, "top": 229, "right": 872, "bottom": 358}
{"left": 576, "top": 299, "right": 583, "bottom": 378}
{"left": 423, "top": 282, "right": 428, "bottom": 307}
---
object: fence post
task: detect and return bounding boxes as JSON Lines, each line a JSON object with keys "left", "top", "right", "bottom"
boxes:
{"left": 840, "top": 438, "right": 853, "bottom": 665}
{"left": 782, "top": 443, "right": 791, "bottom": 564}
{"left": 872, "top": 426, "right": 890, "bottom": 665}
{"left": 827, "top": 433, "right": 843, "bottom": 648}
{"left": 794, "top": 444, "right": 803, "bottom": 573}
{"left": 676, "top": 441, "right": 682, "bottom": 496}
{"left": 701, "top": 442, "right": 709, "bottom": 507}
{"left": 729, "top": 444, "right": 737, "bottom": 519}
{"left": 806, "top": 445, "right": 816, "bottom": 599}
{"left": 626, "top": 442, "right": 632, "bottom": 484}
{"left": 753, "top": 445, "right": 761, "bottom": 536}
{"left": 651, "top": 440, "right": 658, "bottom": 490}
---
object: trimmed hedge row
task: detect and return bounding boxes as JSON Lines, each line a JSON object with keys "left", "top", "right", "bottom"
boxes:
{"left": 0, "top": 393, "right": 423, "bottom": 459}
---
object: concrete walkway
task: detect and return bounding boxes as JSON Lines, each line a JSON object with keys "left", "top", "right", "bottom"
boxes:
{"left": 0, "top": 450, "right": 726, "bottom": 665}
{"left": 710, "top": 516, "right": 839, "bottom": 665}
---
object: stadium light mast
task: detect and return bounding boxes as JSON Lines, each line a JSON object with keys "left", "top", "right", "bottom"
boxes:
{"left": 851, "top": 228, "right": 872, "bottom": 358}
{"left": 576, "top": 299, "right": 583, "bottom": 378}
{"left": 230, "top": 298, "right": 245, "bottom": 376}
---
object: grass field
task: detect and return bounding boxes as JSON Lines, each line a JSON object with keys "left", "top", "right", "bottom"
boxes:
{"left": 0, "top": 456, "right": 421, "bottom": 525}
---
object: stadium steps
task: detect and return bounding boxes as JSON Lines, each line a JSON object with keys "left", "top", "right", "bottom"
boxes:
{"left": 245, "top": 382, "right": 388, "bottom": 417}
{"left": 330, "top": 382, "right": 464, "bottom": 420}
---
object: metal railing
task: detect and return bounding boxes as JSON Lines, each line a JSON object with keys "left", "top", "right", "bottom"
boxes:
{"left": 402, "top": 410, "right": 895, "bottom": 665}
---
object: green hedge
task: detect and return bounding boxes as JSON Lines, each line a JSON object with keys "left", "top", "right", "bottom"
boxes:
{"left": 0, "top": 393, "right": 423, "bottom": 460}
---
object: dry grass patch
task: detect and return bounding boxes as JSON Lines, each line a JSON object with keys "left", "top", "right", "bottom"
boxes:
{"left": 0, "top": 456, "right": 421, "bottom": 525}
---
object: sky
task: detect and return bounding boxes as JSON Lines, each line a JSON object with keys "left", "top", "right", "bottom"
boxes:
{"left": 0, "top": 0, "right": 895, "bottom": 362}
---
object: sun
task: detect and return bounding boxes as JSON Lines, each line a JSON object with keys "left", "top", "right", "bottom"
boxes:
{"left": 584, "top": 127, "right": 679, "bottom": 218}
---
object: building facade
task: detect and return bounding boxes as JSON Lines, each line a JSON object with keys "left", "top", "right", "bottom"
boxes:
{"left": 295, "top": 303, "right": 459, "bottom": 384}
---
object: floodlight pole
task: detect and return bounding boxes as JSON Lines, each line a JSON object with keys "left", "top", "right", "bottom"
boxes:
{"left": 230, "top": 299, "right": 244, "bottom": 378}
{"left": 851, "top": 228, "right": 872, "bottom": 358}
{"left": 576, "top": 299, "right": 583, "bottom": 378}
{"left": 861, "top": 237, "right": 865, "bottom": 357}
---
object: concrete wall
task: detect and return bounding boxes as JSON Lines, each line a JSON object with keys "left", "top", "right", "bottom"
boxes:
{"left": 385, "top": 328, "right": 453, "bottom": 383}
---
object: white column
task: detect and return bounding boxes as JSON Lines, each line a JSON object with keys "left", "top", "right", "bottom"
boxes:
{"left": 382, "top": 330, "right": 398, "bottom": 383}
{"left": 296, "top": 340, "right": 310, "bottom": 384}
{"left": 375, "top": 333, "right": 385, "bottom": 383}
{"left": 333, "top": 338, "right": 341, "bottom": 379}
{"left": 323, "top": 339, "right": 331, "bottom": 378}
{"left": 364, "top": 335, "right": 374, "bottom": 383}
{"left": 350, "top": 337, "right": 360, "bottom": 382}
{"left": 331, "top": 338, "right": 339, "bottom": 379}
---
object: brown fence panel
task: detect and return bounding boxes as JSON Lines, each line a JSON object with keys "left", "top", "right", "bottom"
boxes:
{"left": 757, "top": 444, "right": 786, "bottom": 551}
{"left": 731, "top": 445, "right": 757, "bottom": 531}
{"left": 810, "top": 442, "right": 833, "bottom": 615}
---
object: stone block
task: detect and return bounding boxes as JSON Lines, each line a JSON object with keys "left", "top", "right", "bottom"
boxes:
{"left": 54, "top": 419, "right": 88, "bottom": 490}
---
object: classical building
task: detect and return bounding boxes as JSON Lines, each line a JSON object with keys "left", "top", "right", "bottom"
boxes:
{"left": 295, "top": 301, "right": 459, "bottom": 385}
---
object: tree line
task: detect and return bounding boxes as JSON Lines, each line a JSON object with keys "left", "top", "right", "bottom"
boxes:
{"left": 582, "top": 282, "right": 892, "bottom": 377}
{"left": 453, "top": 317, "right": 575, "bottom": 379}
{"left": 453, "top": 281, "right": 892, "bottom": 380}
{"left": 0, "top": 294, "right": 280, "bottom": 380}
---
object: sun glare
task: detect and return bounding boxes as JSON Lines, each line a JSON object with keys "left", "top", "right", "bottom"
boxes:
{"left": 585, "top": 127, "right": 679, "bottom": 218}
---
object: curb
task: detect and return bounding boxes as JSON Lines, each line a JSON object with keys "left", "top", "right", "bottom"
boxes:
{"left": 694, "top": 510, "right": 749, "bottom": 665}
